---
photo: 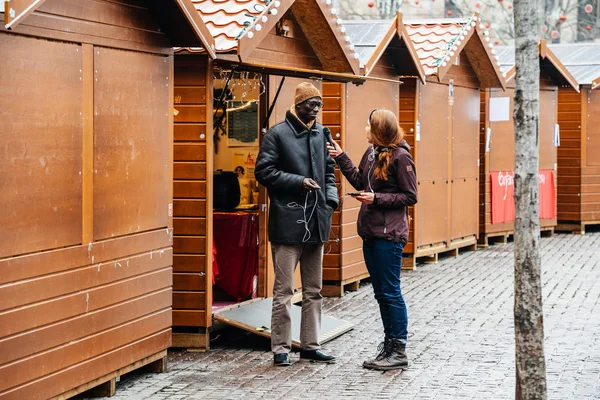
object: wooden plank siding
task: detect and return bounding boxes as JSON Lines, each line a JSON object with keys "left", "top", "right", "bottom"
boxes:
{"left": 4, "top": 0, "right": 172, "bottom": 55}
{"left": 173, "top": 55, "right": 210, "bottom": 328}
{"left": 322, "top": 82, "right": 344, "bottom": 280}
{"left": 1, "top": 2, "right": 176, "bottom": 398}
{"left": 581, "top": 88, "right": 600, "bottom": 222}
{"left": 399, "top": 57, "right": 480, "bottom": 263}
{"left": 479, "top": 74, "right": 560, "bottom": 240}
{"left": 557, "top": 87, "right": 583, "bottom": 222}
{"left": 399, "top": 78, "right": 418, "bottom": 254}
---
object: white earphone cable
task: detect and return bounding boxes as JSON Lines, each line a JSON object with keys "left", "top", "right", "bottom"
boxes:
{"left": 287, "top": 190, "right": 319, "bottom": 243}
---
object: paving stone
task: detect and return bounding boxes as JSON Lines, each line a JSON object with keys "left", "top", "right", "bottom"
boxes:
{"left": 82, "top": 232, "right": 600, "bottom": 399}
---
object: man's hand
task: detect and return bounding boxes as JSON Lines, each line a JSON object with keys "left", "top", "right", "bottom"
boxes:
{"left": 356, "top": 192, "right": 375, "bottom": 205}
{"left": 302, "top": 178, "right": 321, "bottom": 191}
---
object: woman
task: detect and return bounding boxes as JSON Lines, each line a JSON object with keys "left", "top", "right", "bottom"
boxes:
{"left": 327, "top": 109, "right": 417, "bottom": 371}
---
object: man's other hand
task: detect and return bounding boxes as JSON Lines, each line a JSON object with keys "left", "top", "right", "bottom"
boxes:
{"left": 302, "top": 178, "right": 321, "bottom": 191}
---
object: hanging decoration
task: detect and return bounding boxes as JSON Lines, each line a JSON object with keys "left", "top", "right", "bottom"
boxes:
{"left": 213, "top": 69, "right": 266, "bottom": 154}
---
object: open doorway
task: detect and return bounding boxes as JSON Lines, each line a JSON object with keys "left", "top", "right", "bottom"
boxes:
{"left": 208, "top": 67, "right": 352, "bottom": 346}
{"left": 211, "top": 68, "right": 263, "bottom": 312}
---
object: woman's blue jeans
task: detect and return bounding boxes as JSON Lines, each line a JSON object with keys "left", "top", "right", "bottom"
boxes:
{"left": 363, "top": 239, "right": 408, "bottom": 343}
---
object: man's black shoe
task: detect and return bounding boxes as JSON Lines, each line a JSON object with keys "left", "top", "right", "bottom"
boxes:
{"left": 299, "top": 349, "right": 336, "bottom": 363}
{"left": 273, "top": 353, "right": 291, "bottom": 366}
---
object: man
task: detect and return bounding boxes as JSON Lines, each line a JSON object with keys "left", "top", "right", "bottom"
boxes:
{"left": 255, "top": 82, "right": 339, "bottom": 366}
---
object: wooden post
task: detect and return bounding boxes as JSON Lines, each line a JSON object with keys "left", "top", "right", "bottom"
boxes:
{"left": 513, "top": 1, "right": 548, "bottom": 398}
{"left": 82, "top": 43, "right": 94, "bottom": 244}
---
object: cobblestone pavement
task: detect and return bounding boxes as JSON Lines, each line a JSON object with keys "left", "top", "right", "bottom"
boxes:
{"left": 90, "top": 232, "right": 600, "bottom": 400}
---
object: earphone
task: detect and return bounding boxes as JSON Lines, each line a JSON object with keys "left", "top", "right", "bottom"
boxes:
{"left": 367, "top": 145, "right": 377, "bottom": 193}
{"left": 287, "top": 190, "right": 319, "bottom": 243}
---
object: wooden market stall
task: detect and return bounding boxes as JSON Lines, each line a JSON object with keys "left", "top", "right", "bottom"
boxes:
{"left": 396, "top": 14, "right": 506, "bottom": 269}
{"left": 319, "top": 12, "right": 427, "bottom": 296}
{"left": 549, "top": 44, "right": 600, "bottom": 234}
{"left": 170, "top": 0, "right": 362, "bottom": 349}
{"left": 479, "top": 41, "right": 579, "bottom": 244}
{"left": 0, "top": 1, "right": 212, "bottom": 399}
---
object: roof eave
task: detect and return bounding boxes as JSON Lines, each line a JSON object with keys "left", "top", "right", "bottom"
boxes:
{"left": 311, "top": 0, "right": 361, "bottom": 75}
{"left": 176, "top": 0, "right": 216, "bottom": 58}
{"left": 3, "top": 0, "right": 47, "bottom": 30}
{"left": 397, "top": 13, "right": 427, "bottom": 84}
{"left": 363, "top": 18, "right": 397, "bottom": 77}
{"left": 540, "top": 40, "right": 580, "bottom": 92}
{"left": 236, "top": 0, "right": 294, "bottom": 62}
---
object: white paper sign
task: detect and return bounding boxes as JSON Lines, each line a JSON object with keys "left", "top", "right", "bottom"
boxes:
{"left": 554, "top": 124, "right": 560, "bottom": 147}
{"left": 489, "top": 97, "right": 510, "bottom": 122}
{"left": 486, "top": 127, "right": 492, "bottom": 153}
{"left": 416, "top": 120, "right": 421, "bottom": 142}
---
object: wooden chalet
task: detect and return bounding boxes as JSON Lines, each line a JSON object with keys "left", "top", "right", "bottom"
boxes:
{"left": 549, "top": 43, "right": 600, "bottom": 234}
{"left": 479, "top": 41, "right": 579, "bottom": 245}
{"left": 0, "top": 0, "right": 215, "bottom": 399}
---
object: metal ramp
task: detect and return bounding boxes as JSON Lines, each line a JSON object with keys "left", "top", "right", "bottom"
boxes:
{"left": 213, "top": 298, "right": 354, "bottom": 348}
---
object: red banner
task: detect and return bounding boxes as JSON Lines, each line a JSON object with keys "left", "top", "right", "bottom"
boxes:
{"left": 491, "top": 171, "right": 515, "bottom": 224}
{"left": 490, "top": 170, "right": 555, "bottom": 224}
{"left": 539, "top": 170, "right": 556, "bottom": 220}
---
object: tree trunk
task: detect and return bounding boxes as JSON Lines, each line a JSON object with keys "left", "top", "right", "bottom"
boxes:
{"left": 513, "top": 1, "right": 547, "bottom": 399}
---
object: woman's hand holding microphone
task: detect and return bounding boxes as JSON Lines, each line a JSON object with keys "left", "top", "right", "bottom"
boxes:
{"left": 326, "top": 139, "right": 375, "bottom": 205}
{"left": 326, "top": 140, "right": 343, "bottom": 159}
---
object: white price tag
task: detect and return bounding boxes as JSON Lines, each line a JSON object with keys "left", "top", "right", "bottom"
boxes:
{"left": 486, "top": 127, "right": 492, "bottom": 153}
{"left": 554, "top": 124, "right": 560, "bottom": 147}
{"left": 416, "top": 120, "right": 421, "bottom": 142}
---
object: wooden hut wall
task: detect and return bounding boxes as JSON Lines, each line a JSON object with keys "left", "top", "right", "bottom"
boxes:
{"left": 319, "top": 44, "right": 402, "bottom": 292}
{"left": 399, "top": 78, "right": 418, "bottom": 257}
{"left": 330, "top": 79, "right": 400, "bottom": 287}
{"left": 480, "top": 73, "right": 559, "bottom": 241}
{"left": 557, "top": 87, "right": 583, "bottom": 223}
{"left": 582, "top": 89, "right": 600, "bottom": 221}
{"left": 0, "top": 2, "right": 175, "bottom": 398}
{"left": 322, "top": 82, "right": 344, "bottom": 289}
{"left": 557, "top": 86, "right": 600, "bottom": 229}
{"left": 402, "top": 57, "right": 480, "bottom": 266}
{"left": 172, "top": 54, "right": 212, "bottom": 341}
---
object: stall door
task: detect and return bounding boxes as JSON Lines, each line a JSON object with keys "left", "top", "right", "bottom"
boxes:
{"left": 539, "top": 89, "right": 558, "bottom": 171}
{"left": 416, "top": 83, "right": 450, "bottom": 247}
{"left": 489, "top": 89, "right": 515, "bottom": 172}
{"left": 343, "top": 80, "right": 399, "bottom": 276}
{"left": 451, "top": 86, "right": 480, "bottom": 240}
{"left": 586, "top": 89, "right": 600, "bottom": 166}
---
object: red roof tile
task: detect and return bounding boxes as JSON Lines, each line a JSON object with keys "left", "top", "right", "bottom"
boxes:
{"left": 404, "top": 18, "right": 471, "bottom": 76}
{"left": 191, "top": 0, "right": 277, "bottom": 52}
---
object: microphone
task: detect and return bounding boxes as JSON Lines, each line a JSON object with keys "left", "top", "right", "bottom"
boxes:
{"left": 323, "top": 126, "right": 334, "bottom": 144}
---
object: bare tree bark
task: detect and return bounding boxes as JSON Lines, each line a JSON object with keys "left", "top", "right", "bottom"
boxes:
{"left": 513, "top": 1, "right": 547, "bottom": 399}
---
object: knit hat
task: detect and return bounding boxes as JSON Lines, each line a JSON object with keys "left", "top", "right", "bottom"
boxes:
{"left": 294, "top": 82, "right": 322, "bottom": 105}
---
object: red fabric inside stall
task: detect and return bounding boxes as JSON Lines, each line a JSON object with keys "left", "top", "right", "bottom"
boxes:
{"left": 213, "top": 212, "right": 258, "bottom": 302}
